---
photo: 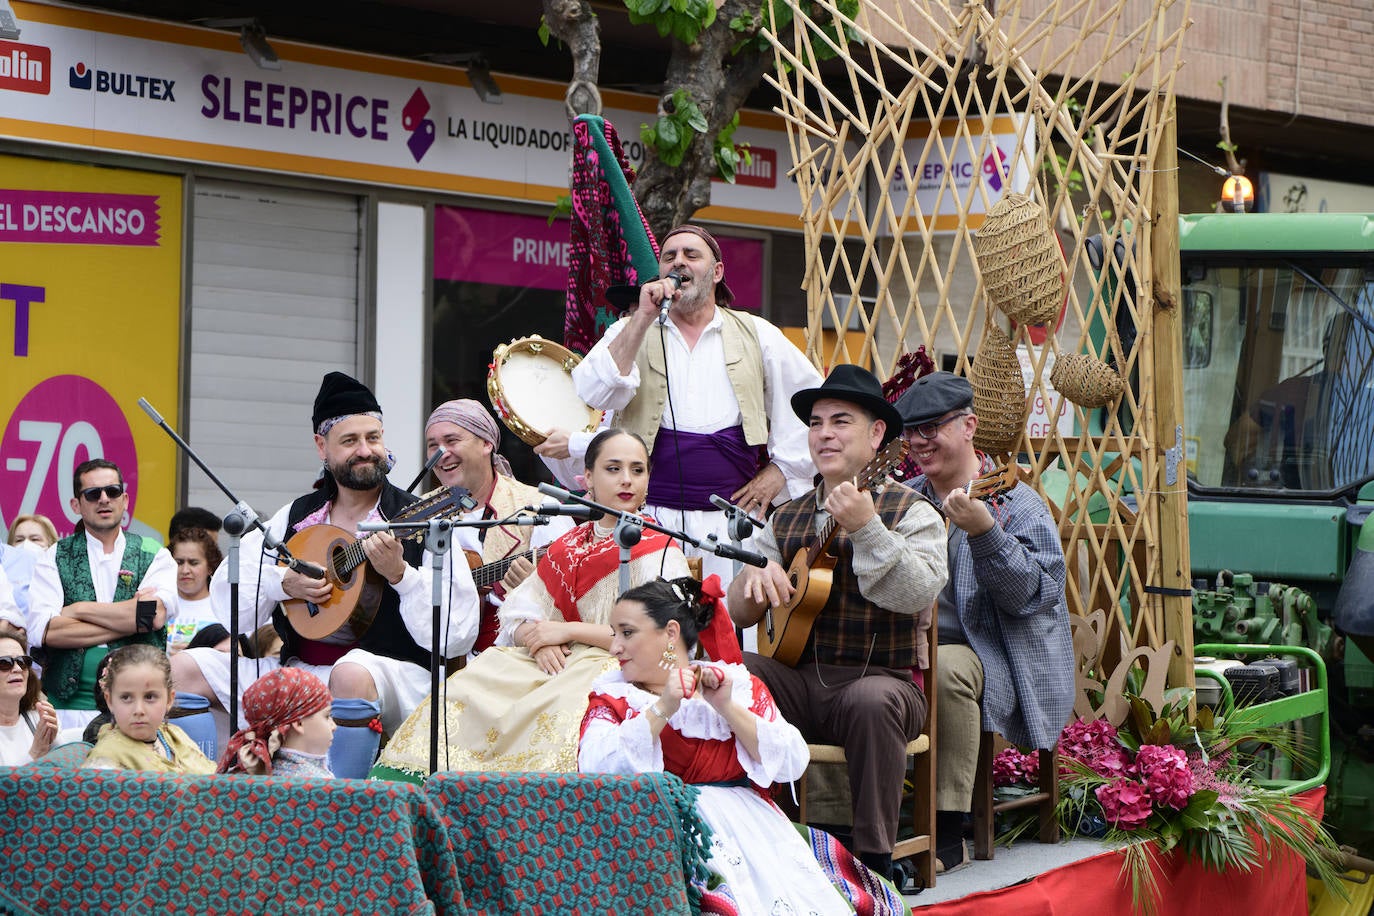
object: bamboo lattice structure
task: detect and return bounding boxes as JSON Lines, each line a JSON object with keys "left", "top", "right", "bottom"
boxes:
{"left": 762, "top": 0, "right": 1194, "bottom": 689}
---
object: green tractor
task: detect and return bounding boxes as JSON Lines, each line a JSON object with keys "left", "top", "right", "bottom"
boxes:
{"left": 1177, "top": 212, "right": 1374, "bottom": 856}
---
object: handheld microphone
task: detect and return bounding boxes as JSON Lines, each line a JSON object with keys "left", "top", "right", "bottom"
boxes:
{"left": 657, "top": 272, "right": 685, "bottom": 326}
{"left": 708, "top": 494, "right": 767, "bottom": 530}
{"left": 530, "top": 501, "right": 604, "bottom": 522}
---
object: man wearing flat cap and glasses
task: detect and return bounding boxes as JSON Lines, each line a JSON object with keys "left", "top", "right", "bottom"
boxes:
{"left": 894, "top": 371, "right": 1074, "bottom": 872}
{"left": 729, "top": 364, "right": 947, "bottom": 883}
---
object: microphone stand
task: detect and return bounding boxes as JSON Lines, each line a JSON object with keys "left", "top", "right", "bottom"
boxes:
{"left": 360, "top": 512, "right": 549, "bottom": 775}
{"left": 709, "top": 495, "right": 766, "bottom": 578}
{"left": 536, "top": 484, "right": 769, "bottom": 580}
{"left": 138, "top": 397, "right": 321, "bottom": 731}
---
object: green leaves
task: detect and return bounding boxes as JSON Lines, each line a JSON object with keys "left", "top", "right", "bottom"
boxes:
{"left": 622, "top": 0, "right": 717, "bottom": 44}
{"left": 714, "top": 111, "right": 750, "bottom": 184}
{"left": 641, "top": 89, "right": 708, "bottom": 168}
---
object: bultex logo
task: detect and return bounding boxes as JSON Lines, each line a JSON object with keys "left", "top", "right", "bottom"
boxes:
{"left": 69, "top": 61, "right": 175, "bottom": 101}
{"left": 0, "top": 39, "right": 50, "bottom": 95}
{"left": 402, "top": 88, "right": 435, "bottom": 163}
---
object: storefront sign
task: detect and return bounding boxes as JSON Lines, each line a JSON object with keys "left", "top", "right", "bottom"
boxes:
{"left": 434, "top": 207, "right": 765, "bottom": 310}
{"left": 2, "top": 2, "right": 804, "bottom": 229}
{"left": 0, "top": 154, "right": 181, "bottom": 541}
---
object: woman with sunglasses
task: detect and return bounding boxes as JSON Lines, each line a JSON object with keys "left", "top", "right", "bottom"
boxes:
{"left": 0, "top": 633, "right": 59, "bottom": 765}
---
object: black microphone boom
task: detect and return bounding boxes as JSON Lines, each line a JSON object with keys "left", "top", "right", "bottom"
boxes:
{"left": 531, "top": 501, "right": 604, "bottom": 522}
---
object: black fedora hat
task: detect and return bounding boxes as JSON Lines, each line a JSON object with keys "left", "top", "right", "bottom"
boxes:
{"left": 791, "top": 364, "right": 903, "bottom": 446}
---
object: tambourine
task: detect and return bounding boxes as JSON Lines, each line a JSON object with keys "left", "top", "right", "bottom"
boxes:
{"left": 487, "top": 335, "right": 603, "bottom": 447}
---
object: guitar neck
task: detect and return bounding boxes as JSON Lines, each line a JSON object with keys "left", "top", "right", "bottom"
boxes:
{"left": 473, "top": 547, "right": 549, "bottom": 589}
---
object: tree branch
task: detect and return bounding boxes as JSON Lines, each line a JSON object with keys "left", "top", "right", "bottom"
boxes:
{"left": 543, "top": 0, "right": 602, "bottom": 117}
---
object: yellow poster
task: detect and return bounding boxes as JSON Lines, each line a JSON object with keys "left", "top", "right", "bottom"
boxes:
{"left": 0, "top": 154, "right": 182, "bottom": 543}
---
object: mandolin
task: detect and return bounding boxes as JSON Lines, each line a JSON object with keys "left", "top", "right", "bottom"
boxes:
{"left": 280, "top": 485, "right": 474, "bottom": 641}
{"left": 758, "top": 447, "right": 1022, "bottom": 667}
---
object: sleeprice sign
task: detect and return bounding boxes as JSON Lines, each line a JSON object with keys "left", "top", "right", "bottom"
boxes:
{"left": 0, "top": 154, "right": 182, "bottom": 541}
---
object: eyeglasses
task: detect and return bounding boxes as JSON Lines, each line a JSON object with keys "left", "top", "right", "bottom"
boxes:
{"left": 80, "top": 485, "right": 126, "bottom": 502}
{"left": 0, "top": 655, "right": 33, "bottom": 673}
{"left": 905, "top": 413, "right": 966, "bottom": 441}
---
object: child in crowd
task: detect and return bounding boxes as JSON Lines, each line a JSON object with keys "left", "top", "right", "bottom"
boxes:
{"left": 218, "top": 667, "right": 336, "bottom": 777}
{"left": 84, "top": 645, "right": 216, "bottom": 774}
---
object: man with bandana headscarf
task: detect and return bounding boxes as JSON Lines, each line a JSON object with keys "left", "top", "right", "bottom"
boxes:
{"left": 172, "top": 373, "right": 480, "bottom": 777}
{"left": 424, "top": 399, "right": 574, "bottom": 653}
{"left": 563, "top": 224, "right": 820, "bottom": 604}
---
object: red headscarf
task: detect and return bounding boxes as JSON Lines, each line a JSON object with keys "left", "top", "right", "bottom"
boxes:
{"left": 218, "top": 667, "right": 332, "bottom": 775}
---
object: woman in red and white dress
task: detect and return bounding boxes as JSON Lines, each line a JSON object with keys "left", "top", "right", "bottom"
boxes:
{"left": 579, "top": 576, "right": 870, "bottom": 915}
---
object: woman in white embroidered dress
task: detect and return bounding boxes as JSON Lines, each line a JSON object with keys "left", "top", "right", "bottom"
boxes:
{"left": 372, "top": 429, "right": 689, "bottom": 781}
{"left": 579, "top": 577, "right": 854, "bottom": 915}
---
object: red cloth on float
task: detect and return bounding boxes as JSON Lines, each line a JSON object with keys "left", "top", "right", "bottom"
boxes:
{"left": 922, "top": 786, "right": 1324, "bottom": 916}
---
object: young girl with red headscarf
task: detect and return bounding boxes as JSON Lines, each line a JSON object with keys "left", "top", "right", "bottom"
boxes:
{"left": 219, "top": 667, "right": 335, "bottom": 777}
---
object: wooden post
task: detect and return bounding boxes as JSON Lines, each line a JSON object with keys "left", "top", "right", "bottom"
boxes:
{"left": 1148, "top": 91, "right": 1195, "bottom": 693}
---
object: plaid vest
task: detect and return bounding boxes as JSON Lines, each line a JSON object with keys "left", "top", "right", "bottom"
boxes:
{"left": 772, "top": 484, "right": 928, "bottom": 670}
{"left": 42, "top": 532, "right": 165, "bottom": 704}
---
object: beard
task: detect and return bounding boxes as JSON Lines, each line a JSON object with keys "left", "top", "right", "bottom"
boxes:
{"left": 332, "top": 455, "right": 388, "bottom": 490}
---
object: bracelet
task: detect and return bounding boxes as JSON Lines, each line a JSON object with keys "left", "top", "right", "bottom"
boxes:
{"left": 646, "top": 703, "right": 669, "bottom": 723}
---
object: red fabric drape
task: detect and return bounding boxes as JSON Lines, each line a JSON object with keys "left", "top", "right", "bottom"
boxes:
{"left": 923, "top": 787, "right": 1324, "bottom": 916}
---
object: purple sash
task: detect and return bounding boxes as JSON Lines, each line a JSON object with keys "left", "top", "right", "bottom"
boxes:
{"left": 646, "top": 424, "right": 765, "bottom": 511}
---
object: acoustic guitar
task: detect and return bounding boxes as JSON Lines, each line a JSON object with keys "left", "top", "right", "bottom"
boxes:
{"left": 280, "top": 485, "right": 474, "bottom": 640}
{"left": 465, "top": 546, "right": 551, "bottom": 591}
{"left": 758, "top": 449, "right": 1021, "bottom": 666}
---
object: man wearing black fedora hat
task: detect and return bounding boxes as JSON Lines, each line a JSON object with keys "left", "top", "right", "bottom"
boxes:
{"left": 178, "top": 372, "right": 481, "bottom": 778}
{"left": 894, "top": 371, "right": 1074, "bottom": 872}
{"left": 729, "top": 364, "right": 947, "bottom": 881}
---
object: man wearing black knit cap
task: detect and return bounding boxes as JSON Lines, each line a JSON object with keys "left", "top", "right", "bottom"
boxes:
{"left": 173, "top": 372, "right": 480, "bottom": 777}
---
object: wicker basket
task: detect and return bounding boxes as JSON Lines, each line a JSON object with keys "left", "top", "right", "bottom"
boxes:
{"left": 973, "top": 193, "right": 1065, "bottom": 326}
{"left": 971, "top": 324, "right": 1027, "bottom": 453}
{"left": 1051, "top": 353, "right": 1125, "bottom": 408}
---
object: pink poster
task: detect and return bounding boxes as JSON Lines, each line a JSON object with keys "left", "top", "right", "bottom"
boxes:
{"left": 434, "top": 206, "right": 764, "bottom": 311}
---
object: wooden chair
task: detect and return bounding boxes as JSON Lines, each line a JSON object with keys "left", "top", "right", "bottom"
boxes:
{"left": 796, "top": 602, "right": 938, "bottom": 890}
{"left": 971, "top": 733, "right": 1059, "bottom": 859}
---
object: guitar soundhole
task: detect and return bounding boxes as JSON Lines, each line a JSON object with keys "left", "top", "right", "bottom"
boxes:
{"left": 329, "top": 545, "right": 349, "bottom": 584}
{"left": 789, "top": 573, "right": 797, "bottom": 587}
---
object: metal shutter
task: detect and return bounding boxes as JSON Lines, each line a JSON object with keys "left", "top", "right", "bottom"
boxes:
{"left": 187, "top": 179, "right": 362, "bottom": 518}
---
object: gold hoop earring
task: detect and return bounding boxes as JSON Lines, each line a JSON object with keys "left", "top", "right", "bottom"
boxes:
{"left": 658, "top": 640, "right": 678, "bottom": 670}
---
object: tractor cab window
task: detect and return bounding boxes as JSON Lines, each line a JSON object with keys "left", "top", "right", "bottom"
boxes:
{"left": 1183, "top": 261, "right": 1374, "bottom": 493}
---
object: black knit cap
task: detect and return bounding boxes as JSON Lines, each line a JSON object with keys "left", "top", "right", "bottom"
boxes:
{"left": 894, "top": 371, "right": 974, "bottom": 428}
{"left": 790, "top": 364, "right": 904, "bottom": 446}
{"left": 312, "top": 371, "right": 382, "bottom": 432}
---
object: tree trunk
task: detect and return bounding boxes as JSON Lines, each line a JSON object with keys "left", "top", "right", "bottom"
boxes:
{"left": 636, "top": 0, "right": 769, "bottom": 238}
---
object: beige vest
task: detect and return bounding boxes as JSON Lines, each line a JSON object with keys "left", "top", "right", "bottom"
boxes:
{"left": 618, "top": 306, "right": 769, "bottom": 453}
{"left": 481, "top": 474, "right": 543, "bottom": 564}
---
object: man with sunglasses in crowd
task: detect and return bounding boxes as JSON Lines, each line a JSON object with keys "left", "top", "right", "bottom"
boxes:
{"left": 894, "top": 372, "right": 1074, "bottom": 873}
{"left": 27, "top": 459, "right": 177, "bottom": 739}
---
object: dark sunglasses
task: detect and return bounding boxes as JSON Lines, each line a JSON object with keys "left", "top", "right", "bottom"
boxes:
{"left": 905, "top": 413, "right": 965, "bottom": 441}
{"left": 0, "top": 655, "right": 34, "bottom": 673}
{"left": 80, "top": 484, "right": 126, "bottom": 502}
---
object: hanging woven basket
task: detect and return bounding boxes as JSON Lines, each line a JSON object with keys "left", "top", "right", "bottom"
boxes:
{"left": 971, "top": 324, "right": 1027, "bottom": 453}
{"left": 1051, "top": 353, "right": 1125, "bottom": 408}
{"left": 973, "top": 193, "right": 1066, "bottom": 327}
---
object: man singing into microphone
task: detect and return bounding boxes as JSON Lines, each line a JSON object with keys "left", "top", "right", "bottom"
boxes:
{"left": 557, "top": 224, "right": 821, "bottom": 592}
